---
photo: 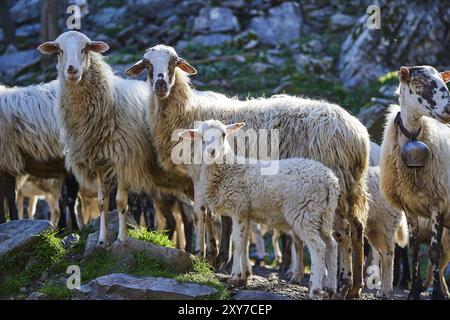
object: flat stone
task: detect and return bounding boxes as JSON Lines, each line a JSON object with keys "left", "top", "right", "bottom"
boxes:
{"left": 193, "top": 7, "right": 240, "bottom": 34}
{"left": 0, "top": 219, "right": 52, "bottom": 257}
{"left": 233, "top": 290, "right": 289, "bottom": 300}
{"left": 73, "top": 273, "right": 217, "bottom": 300}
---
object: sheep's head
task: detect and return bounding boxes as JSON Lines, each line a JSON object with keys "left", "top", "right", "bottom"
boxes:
{"left": 126, "top": 44, "right": 197, "bottom": 99}
{"left": 179, "top": 120, "right": 245, "bottom": 164}
{"left": 398, "top": 65, "right": 450, "bottom": 123}
{"left": 37, "top": 31, "right": 109, "bottom": 84}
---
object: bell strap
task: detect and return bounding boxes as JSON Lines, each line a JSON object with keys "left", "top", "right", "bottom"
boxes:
{"left": 394, "top": 112, "right": 422, "bottom": 141}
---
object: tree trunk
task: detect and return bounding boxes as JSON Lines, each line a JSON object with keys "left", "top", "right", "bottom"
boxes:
{"left": 0, "top": 0, "right": 16, "bottom": 51}
{"left": 40, "top": 0, "right": 60, "bottom": 67}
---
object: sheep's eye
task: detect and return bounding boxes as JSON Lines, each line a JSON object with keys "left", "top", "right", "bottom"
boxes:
{"left": 412, "top": 78, "right": 421, "bottom": 85}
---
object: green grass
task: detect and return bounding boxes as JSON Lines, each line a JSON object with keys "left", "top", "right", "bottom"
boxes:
{"left": 39, "top": 284, "right": 72, "bottom": 300}
{"left": 127, "top": 227, "right": 174, "bottom": 248}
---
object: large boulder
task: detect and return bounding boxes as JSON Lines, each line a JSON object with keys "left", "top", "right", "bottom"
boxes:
{"left": 84, "top": 235, "right": 194, "bottom": 274}
{"left": 0, "top": 219, "right": 52, "bottom": 257}
{"left": 338, "top": 0, "right": 450, "bottom": 88}
{"left": 193, "top": 7, "right": 240, "bottom": 34}
{"left": 73, "top": 273, "right": 218, "bottom": 300}
{"left": 247, "top": 2, "right": 302, "bottom": 46}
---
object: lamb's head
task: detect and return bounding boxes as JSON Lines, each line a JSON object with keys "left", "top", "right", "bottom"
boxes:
{"left": 180, "top": 120, "right": 245, "bottom": 164}
{"left": 398, "top": 65, "right": 450, "bottom": 123}
{"left": 37, "top": 31, "right": 109, "bottom": 84}
{"left": 125, "top": 44, "right": 197, "bottom": 98}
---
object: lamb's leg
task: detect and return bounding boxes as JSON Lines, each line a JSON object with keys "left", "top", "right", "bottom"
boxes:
{"left": 194, "top": 207, "right": 206, "bottom": 258}
{"left": 251, "top": 223, "right": 266, "bottom": 266}
{"left": 408, "top": 217, "right": 423, "bottom": 300}
{"left": 97, "top": 172, "right": 111, "bottom": 247}
{"left": 324, "top": 235, "right": 338, "bottom": 299}
{"left": 205, "top": 208, "right": 218, "bottom": 265}
{"left": 289, "top": 234, "right": 304, "bottom": 284}
{"left": 304, "top": 236, "right": 326, "bottom": 298}
{"left": 379, "top": 245, "right": 394, "bottom": 299}
{"left": 116, "top": 181, "right": 129, "bottom": 243}
{"left": 179, "top": 201, "right": 194, "bottom": 253}
{"left": 215, "top": 215, "right": 232, "bottom": 270}
{"left": 272, "top": 228, "right": 282, "bottom": 266}
{"left": 429, "top": 209, "right": 444, "bottom": 300}
{"left": 241, "top": 218, "right": 251, "bottom": 279}
{"left": 228, "top": 216, "right": 250, "bottom": 287}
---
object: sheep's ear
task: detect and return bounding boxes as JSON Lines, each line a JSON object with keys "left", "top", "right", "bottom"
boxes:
{"left": 226, "top": 122, "right": 245, "bottom": 134}
{"left": 125, "top": 60, "right": 146, "bottom": 77}
{"left": 177, "top": 58, "right": 197, "bottom": 75}
{"left": 87, "top": 41, "right": 109, "bottom": 53}
{"left": 179, "top": 129, "right": 199, "bottom": 140}
{"left": 440, "top": 71, "right": 450, "bottom": 83}
{"left": 398, "top": 66, "right": 410, "bottom": 82}
{"left": 37, "top": 41, "right": 59, "bottom": 54}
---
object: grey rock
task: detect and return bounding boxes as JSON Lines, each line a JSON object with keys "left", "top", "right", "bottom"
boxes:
{"left": 62, "top": 233, "right": 80, "bottom": 249}
{"left": 248, "top": 2, "right": 302, "bottom": 46}
{"left": 16, "top": 23, "right": 41, "bottom": 38}
{"left": 90, "top": 7, "right": 127, "bottom": 28}
{"left": 358, "top": 103, "right": 390, "bottom": 144}
{"left": 73, "top": 273, "right": 217, "bottom": 300}
{"left": 193, "top": 7, "right": 240, "bottom": 34}
{"left": 191, "top": 34, "right": 233, "bottom": 47}
{"left": 0, "top": 49, "right": 40, "bottom": 79}
{"left": 11, "top": 0, "right": 41, "bottom": 24}
{"left": 110, "top": 237, "right": 195, "bottom": 274}
{"left": 330, "top": 13, "right": 357, "bottom": 29}
{"left": 234, "top": 290, "right": 289, "bottom": 300}
{"left": 338, "top": 1, "right": 450, "bottom": 88}
{"left": 0, "top": 219, "right": 52, "bottom": 257}
{"left": 127, "top": 0, "right": 177, "bottom": 19}
{"left": 26, "top": 292, "right": 49, "bottom": 300}
{"left": 293, "top": 53, "right": 333, "bottom": 73}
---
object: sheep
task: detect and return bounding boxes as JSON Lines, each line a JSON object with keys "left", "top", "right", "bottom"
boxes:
{"left": 37, "top": 31, "right": 193, "bottom": 246}
{"left": 417, "top": 217, "right": 449, "bottom": 297}
{"left": 0, "top": 80, "right": 76, "bottom": 224}
{"left": 126, "top": 44, "right": 371, "bottom": 299}
{"left": 380, "top": 65, "right": 450, "bottom": 300}
{"left": 180, "top": 119, "right": 339, "bottom": 298}
{"left": 365, "top": 166, "right": 409, "bottom": 297}
{"left": 16, "top": 176, "right": 62, "bottom": 227}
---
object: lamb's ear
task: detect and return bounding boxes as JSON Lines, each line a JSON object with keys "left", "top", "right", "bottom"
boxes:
{"left": 440, "top": 71, "right": 450, "bottom": 83}
{"left": 179, "top": 129, "right": 200, "bottom": 140}
{"left": 87, "top": 41, "right": 109, "bottom": 53}
{"left": 398, "top": 66, "right": 410, "bottom": 83}
{"left": 37, "top": 41, "right": 59, "bottom": 54}
{"left": 226, "top": 122, "right": 245, "bottom": 134}
{"left": 177, "top": 58, "right": 197, "bottom": 75}
{"left": 125, "top": 60, "right": 146, "bottom": 77}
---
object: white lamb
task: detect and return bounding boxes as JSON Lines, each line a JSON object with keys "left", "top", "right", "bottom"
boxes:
{"left": 180, "top": 119, "right": 340, "bottom": 298}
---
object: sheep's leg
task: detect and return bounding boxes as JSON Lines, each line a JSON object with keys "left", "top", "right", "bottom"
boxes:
{"left": 429, "top": 209, "right": 444, "bottom": 300}
{"left": 334, "top": 215, "right": 353, "bottom": 299}
{"left": 241, "top": 218, "right": 251, "bottom": 279}
{"left": 65, "top": 175, "right": 80, "bottom": 231}
{"left": 5, "top": 174, "right": 18, "bottom": 221}
{"left": 279, "top": 232, "right": 292, "bottom": 273}
{"left": 28, "top": 196, "right": 38, "bottom": 219}
{"left": 97, "top": 172, "right": 111, "bottom": 247}
{"left": 272, "top": 229, "right": 282, "bottom": 266}
{"left": 289, "top": 234, "right": 304, "bottom": 284}
{"left": 324, "top": 235, "right": 338, "bottom": 299}
{"left": 179, "top": 201, "right": 194, "bottom": 253}
{"left": 47, "top": 195, "right": 61, "bottom": 228}
{"left": 303, "top": 236, "right": 326, "bottom": 298}
{"left": 251, "top": 223, "right": 266, "bottom": 266}
{"left": 17, "top": 192, "right": 24, "bottom": 220}
{"left": 439, "top": 250, "right": 449, "bottom": 298}
{"left": 205, "top": 208, "right": 218, "bottom": 265}
{"left": 194, "top": 204, "right": 207, "bottom": 258}
{"left": 116, "top": 181, "right": 128, "bottom": 243}
{"left": 215, "top": 216, "right": 232, "bottom": 270}
{"left": 379, "top": 246, "right": 394, "bottom": 299}
{"left": 348, "top": 217, "right": 365, "bottom": 299}
{"left": 408, "top": 217, "right": 423, "bottom": 300}
{"left": 228, "top": 216, "right": 250, "bottom": 287}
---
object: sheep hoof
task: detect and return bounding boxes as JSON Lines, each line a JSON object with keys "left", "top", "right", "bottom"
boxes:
{"left": 324, "top": 289, "right": 335, "bottom": 300}
{"left": 227, "top": 274, "right": 248, "bottom": 288}
{"left": 289, "top": 273, "right": 302, "bottom": 284}
{"left": 347, "top": 287, "right": 362, "bottom": 300}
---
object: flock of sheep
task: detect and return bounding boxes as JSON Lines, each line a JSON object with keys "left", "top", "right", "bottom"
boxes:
{"left": 1, "top": 30, "right": 449, "bottom": 300}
